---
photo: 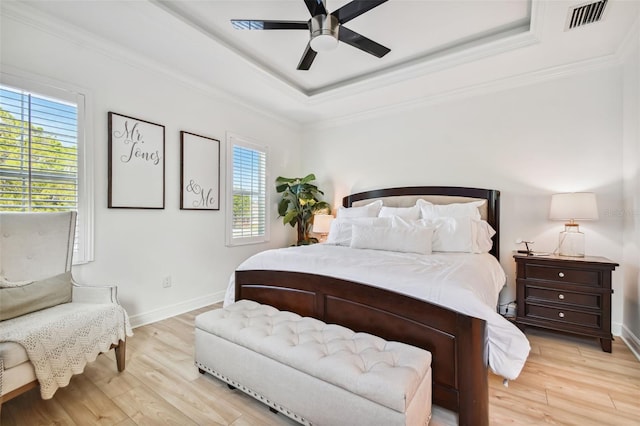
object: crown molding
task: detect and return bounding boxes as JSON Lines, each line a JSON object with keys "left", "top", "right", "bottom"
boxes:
{"left": 306, "top": 0, "right": 546, "bottom": 104}
{"left": 0, "top": 1, "right": 301, "bottom": 131}
{"left": 307, "top": 53, "right": 619, "bottom": 131}
{"left": 616, "top": 15, "right": 640, "bottom": 63}
{"left": 151, "top": 0, "right": 542, "bottom": 103}
{"left": 150, "top": 0, "right": 309, "bottom": 103}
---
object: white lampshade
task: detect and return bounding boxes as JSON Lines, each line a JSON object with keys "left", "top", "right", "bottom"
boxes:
{"left": 549, "top": 192, "right": 599, "bottom": 222}
{"left": 312, "top": 214, "right": 334, "bottom": 234}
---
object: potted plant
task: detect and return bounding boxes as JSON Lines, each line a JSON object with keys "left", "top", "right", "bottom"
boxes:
{"left": 276, "top": 174, "right": 331, "bottom": 245}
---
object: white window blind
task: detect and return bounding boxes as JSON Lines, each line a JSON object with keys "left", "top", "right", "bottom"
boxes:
{"left": 226, "top": 133, "right": 269, "bottom": 245}
{"left": 0, "top": 86, "right": 78, "bottom": 211}
{"left": 0, "top": 79, "right": 92, "bottom": 263}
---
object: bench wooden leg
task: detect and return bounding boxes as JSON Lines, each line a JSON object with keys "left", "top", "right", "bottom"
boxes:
{"left": 114, "top": 339, "right": 126, "bottom": 372}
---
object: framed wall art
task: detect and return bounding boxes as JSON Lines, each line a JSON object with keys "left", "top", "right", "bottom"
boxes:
{"left": 180, "top": 131, "right": 220, "bottom": 210}
{"left": 108, "top": 112, "right": 165, "bottom": 209}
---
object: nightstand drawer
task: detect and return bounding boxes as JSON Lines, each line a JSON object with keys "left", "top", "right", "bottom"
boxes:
{"left": 525, "top": 304, "right": 601, "bottom": 328}
{"left": 524, "top": 264, "right": 600, "bottom": 287}
{"left": 525, "top": 286, "right": 601, "bottom": 309}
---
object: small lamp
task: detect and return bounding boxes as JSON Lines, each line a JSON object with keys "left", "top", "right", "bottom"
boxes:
{"left": 310, "top": 14, "right": 339, "bottom": 52}
{"left": 549, "top": 192, "right": 598, "bottom": 257}
{"left": 312, "top": 214, "right": 334, "bottom": 242}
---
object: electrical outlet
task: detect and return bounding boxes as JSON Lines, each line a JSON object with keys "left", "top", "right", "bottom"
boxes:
{"left": 162, "top": 276, "right": 172, "bottom": 288}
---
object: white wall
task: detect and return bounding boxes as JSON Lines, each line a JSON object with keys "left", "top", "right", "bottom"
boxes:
{"left": 1, "top": 13, "right": 303, "bottom": 326}
{"left": 303, "top": 68, "right": 626, "bottom": 333}
{"left": 622, "top": 25, "right": 640, "bottom": 353}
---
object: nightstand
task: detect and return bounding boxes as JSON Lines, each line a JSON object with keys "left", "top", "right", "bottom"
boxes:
{"left": 513, "top": 254, "right": 618, "bottom": 352}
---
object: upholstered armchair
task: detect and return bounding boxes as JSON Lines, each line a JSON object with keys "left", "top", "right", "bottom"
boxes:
{"left": 0, "top": 211, "right": 131, "bottom": 404}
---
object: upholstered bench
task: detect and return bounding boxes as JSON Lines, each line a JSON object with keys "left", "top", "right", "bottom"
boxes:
{"left": 194, "top": 300, "right": 432, "bottom": 426}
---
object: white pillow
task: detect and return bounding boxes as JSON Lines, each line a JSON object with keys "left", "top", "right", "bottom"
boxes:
{"left": 425, "top": 217, "right": 475, "bottom": 252}
{"left": 472, "top": 219, "right": 496, "bottom": 253}
{"left": 336, "top": 200, "right": 383, "bottom": 218}
{"left": 417, "top": 198, "right": 485, "bottom": 220}
{"left": 378, "top": 205, "right": 420, "bottom": 220}
{"left": 392, "top": 216, "right": 495, "bottom": 253}
{"left": 350, "top": 224, "right": 433, "bottom": 255}
{"left": 325, "top": 217, "right": 391, "bottom": 246}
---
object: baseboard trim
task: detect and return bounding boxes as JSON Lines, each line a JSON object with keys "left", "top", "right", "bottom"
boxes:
{"left": 129, "top": 291, "right": 224, "bottom": 328}
{"left": 620, "top": 325, "right": 640, "bottom": 362}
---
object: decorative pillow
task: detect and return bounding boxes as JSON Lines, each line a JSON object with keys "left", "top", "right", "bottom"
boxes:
{"left": 392, "top": 216, "right": 495, "bottom": 253}
{"left": 336, "top": 200, "right": 383, "bottom": 219}
{"left": 425, "top": 217, "right": 475, "bottom": 252}
{"left": 417, "top": 198, "right": 485, "bottom": 220}
{"left": 350, "top": 224, "right": 434, "bottom": 255}
{"left": 0, "top": 271, "right": 72, "bottom": 321}
{"left": 378, "top": 205, "right": 420, "bottom": 220}
{"left": 325, "top": 217, "right": 391, "bottom": 246}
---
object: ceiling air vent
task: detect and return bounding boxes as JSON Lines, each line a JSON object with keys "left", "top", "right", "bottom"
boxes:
{"left": 565, "top": 0, "right": 608, "bottom": 30}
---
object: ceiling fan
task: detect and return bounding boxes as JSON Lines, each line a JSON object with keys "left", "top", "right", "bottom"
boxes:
{"left": 231, "top": 0, "right": 390, "bottom": 70}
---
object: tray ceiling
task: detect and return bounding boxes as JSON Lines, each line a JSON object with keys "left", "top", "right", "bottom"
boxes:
{"left": 4, "top": 1, "right": 639, "bottom": 124}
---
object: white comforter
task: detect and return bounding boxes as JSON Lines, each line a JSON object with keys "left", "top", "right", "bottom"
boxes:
{"left": 224, "top": 244, "right": 530, "bottom": 380}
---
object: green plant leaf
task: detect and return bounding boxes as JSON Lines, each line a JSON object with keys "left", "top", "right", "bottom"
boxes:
{"left": 300, "top": 173, "right": 316, "bottom": 184}
{"left": 283, "top": 210, "right": 298, "bottom": 225}
{"left": 278, "top": 198, "right": 289, "bottom": 217}
{"left": 276, "top": 176, "right": 297, "bottom": 184}
{"left": 313, "top": 201, "right": 331, "bottom": 213}
{"left": 275, "top": 183, "right": 289, "bottom": 193}
{"left": 275, "top": 173, "right": 330, "bottom": 241}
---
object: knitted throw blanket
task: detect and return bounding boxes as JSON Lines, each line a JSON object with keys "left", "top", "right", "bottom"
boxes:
{"left": 0, "top": 302, "right": 132, "bottom": 399}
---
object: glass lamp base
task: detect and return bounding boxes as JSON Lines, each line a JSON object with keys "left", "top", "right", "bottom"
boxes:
{"left": 558, "top": 224, "right": 585, "bottom": 257}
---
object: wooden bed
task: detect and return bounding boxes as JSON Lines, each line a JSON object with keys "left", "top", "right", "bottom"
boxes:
{"left": 235, "top": 186, "right": 501, "bottom": 426}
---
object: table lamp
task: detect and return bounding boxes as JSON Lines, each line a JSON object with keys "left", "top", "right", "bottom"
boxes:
{"left": 312, "top": 214, "right": 334, "bottom": 242}
{"left": 549, "top": 192, "right": 598, "bottom": 257}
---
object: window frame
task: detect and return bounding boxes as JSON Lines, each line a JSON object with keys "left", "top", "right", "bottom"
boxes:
{"left": 225, "top": 132, "right": 269, "bottom": 246}
{"left": 0, "top": 72, "right": 94, "bottom": 264}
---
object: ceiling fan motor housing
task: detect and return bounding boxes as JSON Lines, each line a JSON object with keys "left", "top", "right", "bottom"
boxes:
{"left": 310, "top": 14, "right": 339, "bottom": 51}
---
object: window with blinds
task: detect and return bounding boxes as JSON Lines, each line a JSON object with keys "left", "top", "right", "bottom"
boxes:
{"left": 0, "top": 86, "right": 78, "bottom": 212}
{"left": 0, "top": 80, "right": 92, "bottom": 263}
{"left": 226, "top": 133, "right": 269, "bottom": 245}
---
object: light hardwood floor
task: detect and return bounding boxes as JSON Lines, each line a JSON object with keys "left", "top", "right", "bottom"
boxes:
{"left": 2, "top": 305, "right": 639, "bottom": 425}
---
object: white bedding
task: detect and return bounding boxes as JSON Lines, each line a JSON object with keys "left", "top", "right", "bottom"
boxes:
{"left": 224, "top": 244, "right": 530, "bottom": 380}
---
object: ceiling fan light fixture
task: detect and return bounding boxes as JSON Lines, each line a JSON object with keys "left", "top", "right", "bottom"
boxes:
{"left": 310, "top": 14, "right": 339, "bottom": 52}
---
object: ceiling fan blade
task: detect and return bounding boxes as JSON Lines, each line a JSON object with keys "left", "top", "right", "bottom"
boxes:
{"left": 231, "top": 20, "right": 308, "bottom": 30}
{"left": 303, "top": 0, "right": 327, "bottom": 17}
{"left": 331, "top": 0, "right": 388, "bottom": 24}
{"left": 338, "top": 26, "right": 390, "bottom": 58}
{"left": 297, "top": 43, "right": 317, "bottom": 70}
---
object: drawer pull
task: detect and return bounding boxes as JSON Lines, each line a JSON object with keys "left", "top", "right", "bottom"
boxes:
{"left": 558, "top": 294, "right": 565, "bottom": 300}
{"left": 558, "top": 272, "right": 565, "bottom": 278}
{"left": 558, "top": 312, "right": 565, "bottom": 318}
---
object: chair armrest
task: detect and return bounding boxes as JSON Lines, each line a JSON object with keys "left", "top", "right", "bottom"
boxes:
{"left": 71, "top": 281, "right": 119, "bottom": 304}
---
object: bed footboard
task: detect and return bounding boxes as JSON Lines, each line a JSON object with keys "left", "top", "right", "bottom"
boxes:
{"left": 236, "top": 270, "right": 488, "bottom": 426}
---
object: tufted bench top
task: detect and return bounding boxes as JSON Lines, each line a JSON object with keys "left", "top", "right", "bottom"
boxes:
{"left": 195, "top": 300, "right": 431, "bottom": 413}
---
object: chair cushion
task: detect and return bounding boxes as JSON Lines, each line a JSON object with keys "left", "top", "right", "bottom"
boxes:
{"left": 0, "top": 341, "right": 29, "bottom": 369}
{"left": 0, "top": 271, "right": 72, "bottom": 320}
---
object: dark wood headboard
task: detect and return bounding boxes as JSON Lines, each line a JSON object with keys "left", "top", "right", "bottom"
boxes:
{"left": 343, "top": 186, "right": 501, "bottom": 258}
